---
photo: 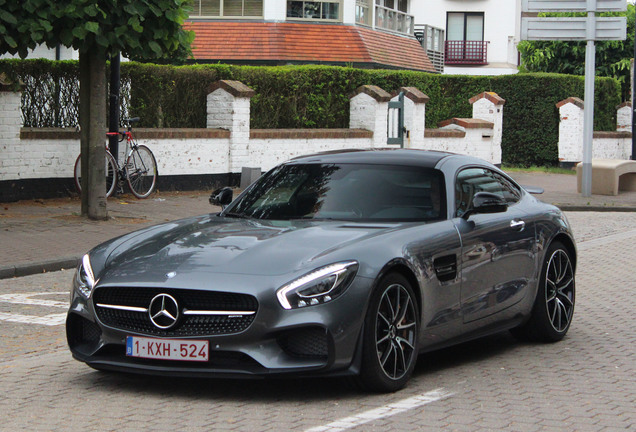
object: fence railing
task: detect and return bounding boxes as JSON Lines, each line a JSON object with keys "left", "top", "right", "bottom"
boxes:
{"left": 414, "top": 24, "right": 445, "bottom": 74}
{"left": 375, "top": 5, "right": 414, "bottom": 34}
{"left": 444, "top": 40, "right": 489, "bottom": 65}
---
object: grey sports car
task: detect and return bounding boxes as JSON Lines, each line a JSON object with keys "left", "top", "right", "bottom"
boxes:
{"left": 67, "top": 149, "right": 576, "bottom": 392}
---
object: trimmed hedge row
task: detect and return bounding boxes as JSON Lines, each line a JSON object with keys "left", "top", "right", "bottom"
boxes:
{"left": 0, "top": 59, "right": 622, "bottom": 166}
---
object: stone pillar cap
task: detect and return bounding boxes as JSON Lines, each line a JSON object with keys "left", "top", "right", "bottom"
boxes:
{"left": 350, "top": 85, "right": 391, "bottom": 102}
{"left": 397, "top": 87, "right": 430, "bottom": 104}
{"left": 616, "top": 101, "right": 632, "bottom": 109}
{"left": 0, "top": 72, "right": 23, "bottom": 91}
{"left": 208, "top": 80, "right": 255, "bottom": 98}
{"left": 469, "top": 91, "right": 505, "bottom": 106}
{"left": 556, "top": 97, "right": 584, "bottom": 109}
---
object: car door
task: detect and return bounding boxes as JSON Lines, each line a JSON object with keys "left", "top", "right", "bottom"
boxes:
{"left": 452, "top": 167, "right": 536, "bottom": 323}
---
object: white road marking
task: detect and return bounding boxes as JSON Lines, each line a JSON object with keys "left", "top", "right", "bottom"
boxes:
{"left": 0, "top": 292, "right": 68, "bottom": 326}
{"left": 0, "top": 292, "right": 68, "bottom": 308}
{"left": 304, "top": 387, "right": 453, "bottom": 432}
{"left": 0, "top": 311, "right": 67, "bottom": 326}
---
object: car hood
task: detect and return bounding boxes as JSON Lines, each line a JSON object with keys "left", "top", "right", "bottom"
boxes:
{"left": 98, "top": 215, "right": 399, "bottom": 284}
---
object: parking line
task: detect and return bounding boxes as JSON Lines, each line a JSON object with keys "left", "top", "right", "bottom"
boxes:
{"left": 304, "top": 387, "right": 453, "bottom": 432}
{"left": 0, "top": 311, "right": 67, "bottom": 326}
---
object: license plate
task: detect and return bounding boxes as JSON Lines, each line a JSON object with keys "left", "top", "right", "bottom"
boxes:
{"left": 126, "top": 336, "right": 209, "bottom": 362}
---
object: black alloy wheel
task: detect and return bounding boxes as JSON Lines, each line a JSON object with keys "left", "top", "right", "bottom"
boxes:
{"left": 511, "top": 241, "right": 575, "bottom": 342}
{"left": 359, "top": 273, "right": 419, "bottom": 392}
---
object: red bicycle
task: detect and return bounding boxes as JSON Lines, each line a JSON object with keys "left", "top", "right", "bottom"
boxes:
{"left": 74, "top": 117, "right": 158, "bottom": 198}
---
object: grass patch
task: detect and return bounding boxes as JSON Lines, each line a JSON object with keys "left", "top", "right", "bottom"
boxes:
{"left": 502, "top": 165, "right": 576, "bottom": 175}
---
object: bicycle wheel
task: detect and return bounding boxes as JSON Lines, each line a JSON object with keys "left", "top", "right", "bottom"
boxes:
{"left": 126, "top": 145, "right": 157, "bottom": 199}
{"left": 74, "top": 152, "right": 118, "bottom": 198}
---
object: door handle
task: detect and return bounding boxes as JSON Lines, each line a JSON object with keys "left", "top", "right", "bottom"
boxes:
{"left": 510, "top": 219, "right": 525, "bottom": 231}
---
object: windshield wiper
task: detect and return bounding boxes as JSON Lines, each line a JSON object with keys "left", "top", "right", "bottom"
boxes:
{"left": 223, "top": 212, "right": 250, "bottom": 219}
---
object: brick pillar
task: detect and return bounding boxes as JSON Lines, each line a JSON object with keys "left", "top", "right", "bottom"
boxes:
{"left": 0, "top": 76, "right": 23, "bottom": 183}
{"left": 393, "top": 87, "right": 429, "bottom": 149}
{"left": 470, "top": 92, "right": 505, "bottom": 166}
{"left": 349, "top": 85, "right": 391, "bottom": 148}
{"left": 556, "top": 97, "right": 585, "bottom": 164}
{"left": 207, "top": 80, "right": 255, "bottom": 173}
{"left": 616, "top": 102, "right": 632, "bottom": 133}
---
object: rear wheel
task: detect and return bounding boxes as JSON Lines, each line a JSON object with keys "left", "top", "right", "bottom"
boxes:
{"left": 511, "top": 241, "right": 575, "bottom": 342}
{"left": 74, "top": 152, "right": 118, "bottom": 198}
{"left": 126, "top": 145, "right": 157, "bottom": 199}
{"left": 358, "top": 273, "right": 419, "bottom": 392}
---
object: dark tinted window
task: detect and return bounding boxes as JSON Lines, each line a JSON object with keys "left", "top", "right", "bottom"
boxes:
{"left": 455, "top": 168, "right": 521, "bottom": 217}
{"left": 225, "top": 163, "right": 446, "bottom": 222}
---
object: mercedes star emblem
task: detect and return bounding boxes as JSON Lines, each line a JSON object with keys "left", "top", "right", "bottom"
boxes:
{"left": 148, "top": 293, "right": 180, "bottom": 329}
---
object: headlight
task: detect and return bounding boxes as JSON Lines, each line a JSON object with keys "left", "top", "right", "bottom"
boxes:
{"left": 276, "top": 261, "right": 358, "bottom": 310}
{"left": 75, "top": 254, "right": 96, "bottom": 298}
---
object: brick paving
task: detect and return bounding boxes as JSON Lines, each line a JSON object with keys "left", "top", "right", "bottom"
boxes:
{"left": 0, "top": 214, "right": 634, "bottom": 430}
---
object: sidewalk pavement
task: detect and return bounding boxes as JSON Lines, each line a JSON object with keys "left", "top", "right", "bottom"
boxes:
{"left": 1, "top": 171, "right": 635, "bottom": 280}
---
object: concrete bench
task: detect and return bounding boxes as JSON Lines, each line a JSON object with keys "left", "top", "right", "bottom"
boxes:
{"left": 576, "top": 159, "right": 636, "bottom": 195}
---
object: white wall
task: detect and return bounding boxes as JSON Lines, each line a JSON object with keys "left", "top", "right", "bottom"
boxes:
{"left": 0, "top": 45, "right": 78, "bottom": 61}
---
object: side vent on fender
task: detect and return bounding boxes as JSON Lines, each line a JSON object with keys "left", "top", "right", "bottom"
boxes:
{"left": 433, "top": 255, "right": 457, "bottom": 282}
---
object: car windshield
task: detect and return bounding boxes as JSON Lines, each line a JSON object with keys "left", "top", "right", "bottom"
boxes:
{"left": 223, "top": 163, "right": 446, "bottom": 222}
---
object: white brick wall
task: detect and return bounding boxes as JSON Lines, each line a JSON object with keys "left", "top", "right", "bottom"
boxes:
{"left": 472, "top": 98, "right": 503, "bottom": 165}
{"left": 349, "top": 92, "right": 388, "bottom": 148}
{"left": 617, "top": 104, "right": 632, "bottom": 133}
{"left": 558, "top": 100, "right": 632, "bottom": 163}
{"left": 249, "top": 138, "right": 374, "bottom": 171}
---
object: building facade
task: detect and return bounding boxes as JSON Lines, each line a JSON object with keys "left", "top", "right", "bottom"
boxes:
{"left": 412, "top": 0, "right": 522, "bottom": 75}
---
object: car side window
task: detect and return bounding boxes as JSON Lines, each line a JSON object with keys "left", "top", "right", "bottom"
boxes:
{"left": 455, "top": 168, "right": 521, "bottom": 217}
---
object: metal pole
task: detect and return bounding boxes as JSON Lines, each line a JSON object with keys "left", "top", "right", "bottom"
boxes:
{"left": 581, "top": 4, "right": 597, "bottom": 197}
{"left": 582, "top": 39, "right": 595, "bottom": 197}
{"left": 109, "top": 53, "right": 121, "bottom": 162}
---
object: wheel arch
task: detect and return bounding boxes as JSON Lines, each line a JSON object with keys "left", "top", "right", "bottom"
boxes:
{"left": 374, "top": 259, "right": 422, "bottom": 316}
{"left": 550, "top": 232, "right": 577, "bottom": 271}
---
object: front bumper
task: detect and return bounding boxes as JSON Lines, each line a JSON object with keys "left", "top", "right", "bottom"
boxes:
{"left": 66, "top": 276, "right": 372, "bottom": 378}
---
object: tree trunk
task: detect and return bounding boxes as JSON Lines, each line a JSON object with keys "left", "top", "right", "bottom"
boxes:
{"left": 79, "top": 50, "right": 108, "bottom": 220}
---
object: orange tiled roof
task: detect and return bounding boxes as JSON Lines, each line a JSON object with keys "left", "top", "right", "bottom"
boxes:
{"left": 184, "top": 21, "right": 436, "bottom": 72}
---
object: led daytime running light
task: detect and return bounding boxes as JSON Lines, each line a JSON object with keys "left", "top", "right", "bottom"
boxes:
{"left": 81, "top": 254, "right": 95, "bottom": 289}
{"left": 277, "top": 261, "right": 358, "bottom": 310}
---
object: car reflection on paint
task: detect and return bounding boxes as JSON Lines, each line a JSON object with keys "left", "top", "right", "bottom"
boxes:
{"left": 67, "top": 149, "right": 576, "bottom": 392}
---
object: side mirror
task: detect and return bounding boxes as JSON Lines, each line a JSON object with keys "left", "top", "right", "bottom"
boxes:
{"left": 463, "top": 192, "right": 508, "bottom": 219}
{"left": 210, "top": 187, "right": 233, "bottom": 207}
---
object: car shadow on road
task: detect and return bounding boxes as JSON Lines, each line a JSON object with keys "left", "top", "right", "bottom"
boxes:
{"left": 68, "top": 330, "right": 525, "bottom": 402}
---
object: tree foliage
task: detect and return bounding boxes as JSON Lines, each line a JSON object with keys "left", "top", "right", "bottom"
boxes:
{"left": 517, "top": 5, "right": 634, "bottom": 100}
{"left": 0, "top": 0, "right": 193, "bottom": 59}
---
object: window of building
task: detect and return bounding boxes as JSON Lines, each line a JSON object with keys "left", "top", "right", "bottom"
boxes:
{"left": 191, "top": 0, "right": 263, "bottom": 17}
{"left": 355, "top": 0, "right": 371, "bottom": 26}
{"left": 447, "top": 12, "right": 484, "bottom": 42}
{"left": 445, "top": 12, "right": 487, "bottom": 64}
{"left": 287, "top": 1, "right": 341, "bottom": 20}
{"left": 374, "top": 0, "right": 413, "bottom": 34}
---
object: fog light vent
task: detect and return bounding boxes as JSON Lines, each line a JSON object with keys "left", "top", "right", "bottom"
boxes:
{"left": 277, "top": 327, "right": 328, "bottom": 359}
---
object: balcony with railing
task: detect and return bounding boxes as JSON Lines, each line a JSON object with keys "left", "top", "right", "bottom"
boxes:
{"left": 375, "top": 5, "right": 414, "bottom": 35}
{"left": 414, "top": 24, "right": 444, "bottom": 74}
{"left": 444, "top": 40, "right": 489, "bottom": 65}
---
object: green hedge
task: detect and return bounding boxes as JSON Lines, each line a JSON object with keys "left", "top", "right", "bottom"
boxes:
{"left": 0, "top": 59, "right": 621, "bottom": 166}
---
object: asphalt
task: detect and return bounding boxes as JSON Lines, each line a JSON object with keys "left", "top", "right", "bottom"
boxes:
{"left": 1, "top": 171, "right": 635, "bottom": 280}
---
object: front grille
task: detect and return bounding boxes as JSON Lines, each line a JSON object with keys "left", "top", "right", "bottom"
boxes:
{"left": 278, "top": 327, "right": 329, "bottom": 360}
{"left": 93, "top": 287, "right": 258, "bottom": 336}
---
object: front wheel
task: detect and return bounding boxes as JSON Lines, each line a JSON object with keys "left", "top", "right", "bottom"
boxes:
{"left": 511, "top": 241, "right": 575, "bottom": 342}
{"left": 126, "top": 145, "right": 157, "bottom": 199}
{"left": 74, "top": 152, "right": 118, "bottom": 198}
{"left": 358, "top": 273, "right": 419, "bottom": 392}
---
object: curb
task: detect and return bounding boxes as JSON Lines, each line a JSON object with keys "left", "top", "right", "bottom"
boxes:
{"left": 553, "top": 204, "right": 636, "bottom": 212}
{"left": 0, "top": 255, "right": 80, "bottom": 280}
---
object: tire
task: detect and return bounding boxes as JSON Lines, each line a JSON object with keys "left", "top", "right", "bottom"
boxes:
{"left": 126, "top": 145, "right": 157, "bottom": 199}
{"left": 74, "top": 152, "right": 118, "bottom": 198}
{"left": 511, "top": 241, "right": 575, "bottom": 342}
{"left": 358, "top": 273, "right": 419, "bottom": 392}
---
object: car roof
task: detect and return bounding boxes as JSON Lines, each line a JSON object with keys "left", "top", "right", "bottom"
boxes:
{"left": 286, "top": 148, "right": 454, "bottom": 168}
